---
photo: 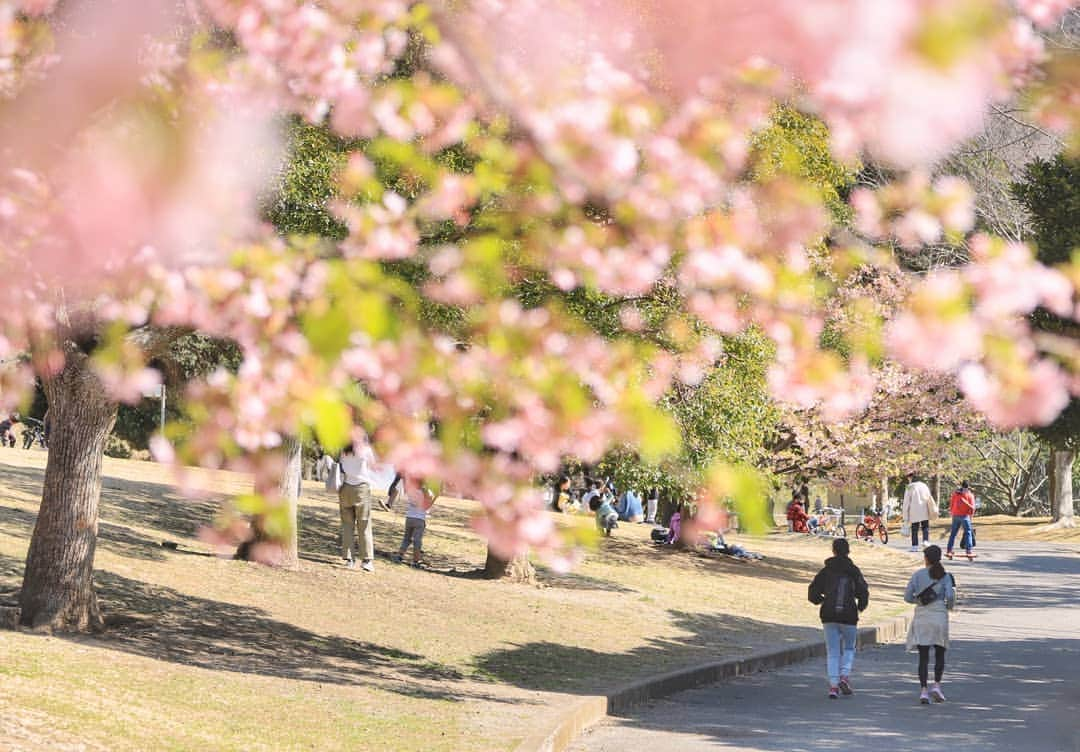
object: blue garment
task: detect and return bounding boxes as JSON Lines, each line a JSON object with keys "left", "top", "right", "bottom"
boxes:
{"left": 823, "top": 623, "right": 858, "bottom": 686}
{"left": 618, "top": 490, "right": 643, "bottom": 520}
{"left": 947, "top": 515, "right": 974, "bottom": 553}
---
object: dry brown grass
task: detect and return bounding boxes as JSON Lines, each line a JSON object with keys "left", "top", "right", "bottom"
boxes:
{"left": 958, "top": 514, "right": 1080, "bottom": 543}
{"left": 1, "top": 448, "right": 915, "bottom": 751}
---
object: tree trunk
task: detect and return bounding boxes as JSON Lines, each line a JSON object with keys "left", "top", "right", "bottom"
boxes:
{"left": 880, "top": 476, "right": 889, "bottom": 512}
{"left": 1048, "top": 449, "right": 1076, "bottom": 528}
{"left": 236, "top": 436, "right": 301, "bottom": 569}
{"left": 483, "top": 546, "right": 536, "bottom": 584}
{"left": 19, "top": 349, "right": 117, "bottom": 632}
{"left": 276, "top": 436, "right": 302, "bottom": 569}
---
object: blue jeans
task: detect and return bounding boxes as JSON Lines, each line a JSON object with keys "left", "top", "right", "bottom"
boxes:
{"left": 823, "top": 623, "right": 857, "bottom": 686}
{"left": 947, "top": 515, "right": 973, "bottom": 553}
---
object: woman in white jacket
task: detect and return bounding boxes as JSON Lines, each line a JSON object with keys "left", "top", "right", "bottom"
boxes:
{"left": 902, "top": 472, "right": 938, "bottom": 552}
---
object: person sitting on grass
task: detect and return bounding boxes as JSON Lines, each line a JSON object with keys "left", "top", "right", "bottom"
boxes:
{"left": 591, "top": 494, "right": 619, "bottom": 536}
{"left": 392, "top": 475, "right": 438, "bottom": 568}
{"left": 616, "top": 488, "right": 645, "bottom": 523}
{"left": 788, "top": 498, "right": 810, "bottom": 533}
{"left": 667, "top": 506, "right": 683, "bottom": 545}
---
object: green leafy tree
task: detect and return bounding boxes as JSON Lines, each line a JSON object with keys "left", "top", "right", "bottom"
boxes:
{"left": 1012, "top": 154, "right": 1080, "bottom": 525}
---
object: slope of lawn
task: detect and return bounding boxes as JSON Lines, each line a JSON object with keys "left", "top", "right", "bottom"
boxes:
{"left": 1, "top": 448, "right": 915, "bottom": 751}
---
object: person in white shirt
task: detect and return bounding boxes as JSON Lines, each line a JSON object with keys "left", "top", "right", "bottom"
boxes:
{"left": 902, "top": 472, "right": 938, "bottom": 552}
{"left": 338, "top": 440, "right": 382, "bottom": 571}
{"left": 314, "top": 450, "right": 335, "bottom": 482}
{"left": 392, "top": 475, "right": 438, "bottom": 567}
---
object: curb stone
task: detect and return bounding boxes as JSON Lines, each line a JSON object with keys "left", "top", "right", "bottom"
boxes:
{"left": 514, "top": 614, "right": 910, "bottom": 752}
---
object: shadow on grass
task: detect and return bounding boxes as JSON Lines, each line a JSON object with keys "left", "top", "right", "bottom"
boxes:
{"left": 473, "top": 610, "right": 820, "bottom": 694}
{"left": 0, "top": 551, "right": 533, "bottom": 706}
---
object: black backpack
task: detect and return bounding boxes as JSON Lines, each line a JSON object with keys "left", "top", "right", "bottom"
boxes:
{"left": 830, "top": 574, "right": 857, "bottom": 618}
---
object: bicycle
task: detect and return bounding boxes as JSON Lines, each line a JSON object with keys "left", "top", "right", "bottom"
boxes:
{"left": 20, "top": 417, "right": 46, "bottom": 450}
{"left": 810, "top": 507, "right": 847, "bottom": 539}
{"left": 855, "top": 508, "right": 889, "bottom": 545}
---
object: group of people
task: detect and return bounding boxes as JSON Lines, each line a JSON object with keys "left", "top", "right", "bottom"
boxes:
{"left": 326, "top": 441, "right": 437, "bottom": 571}
{"left": 549, "top": 476, "right": 660, "bottom": 536}
{"left": 902, "top": 473, "right": 977, "bottom": 560}
{"left": 0, "top": 412, "right": 50, "bottom": 450}
{"left": 785, "top": 484, "right": 826, "bottom": 534}
{"left": 809, "top": 537, "right": 956, "bottom": 704}
{"left": 788, "top": 473, "right": 979, "bottom": 563}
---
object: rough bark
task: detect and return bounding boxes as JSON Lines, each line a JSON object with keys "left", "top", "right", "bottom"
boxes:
{"left": 483, "top": 546, "right": 536, "bottom": 584}
{"left": 276, "top": 436, "right": 302, "bottom": 569}
{"left": 236, "top": 436, "right": 301, "bottom": 569}
{"left": 19, "top": 348, "right": 117, "bottom": 632}
{"left": 1048, "top": 449, "right": 1076, "bottom": 528}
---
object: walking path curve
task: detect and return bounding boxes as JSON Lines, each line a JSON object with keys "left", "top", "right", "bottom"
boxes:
{"left": 571, "top": 541, "right": 1080, "bottom": 752}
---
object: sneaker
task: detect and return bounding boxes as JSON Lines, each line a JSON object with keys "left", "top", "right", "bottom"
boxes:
{"left": 919, "top": 688, "right": 931, "bottom": 705}
{"left": 910, "top": 545, "right": 919, "bottom": 553}
{"left": 360, "top": 560, "right": 374, "bottom": 572}
{"left": 828, "top": 687, "right": 839, "bottom": 699}
{"left": 838, "top": 677, "right": 853, "bottom": 696}
{"left": 945, "top": 551, "right": 954, "bottom": 560}
{"left": 392, "top": 553, "right": 404, "bottom": 563}
{"left": 930, "top": 683, "right": 946, "bottom": 702}
{"left": 345, "top": 559, "right": 357, "bottom": 570}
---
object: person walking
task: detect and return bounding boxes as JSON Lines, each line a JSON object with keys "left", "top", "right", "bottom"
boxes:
{"left": 807, "top": 538, "right": 870, "bottom": 699}
{"left": 393, "top": 475, "right": 438, "bottom": 567}
{"left": 338, "top": 440, "right": 381, "bottom": 572}
{"left": 946, "top": 480, "right": 977, "bottom": 560}
{"left": 902, "top": 472, "right": 937, "bottom": 552}
{"left": 904, "top": 544, "right": 955, "bottom": 704}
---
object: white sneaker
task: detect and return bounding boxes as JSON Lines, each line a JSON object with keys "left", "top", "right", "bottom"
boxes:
{"left": 930, "top": 683, "right": 946, "bottom": 702}
{"left": 361, "top": 560, "right": 374, "bottom": 572}
{"left": 910, "top": 545, "right": 919, "bottom": 553}
{"left": 919, "top": 688, "right": 931, "bottom": 705}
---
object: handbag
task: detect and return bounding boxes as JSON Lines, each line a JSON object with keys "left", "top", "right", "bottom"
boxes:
{"left": 325, "top": 461, "right": 343, "bottom": 493}
{"left": 917, "top": 580, "right": 940, "bottom": 606}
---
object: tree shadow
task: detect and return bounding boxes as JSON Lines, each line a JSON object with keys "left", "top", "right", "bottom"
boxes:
{"left": 0, "top": 552, "right": 532, "bottom": 706}
{"left": 0, "top": 504, "right": 169, "bottom": 563}
{"left": 474, "top": 610, "right": 820, "bottom": 694}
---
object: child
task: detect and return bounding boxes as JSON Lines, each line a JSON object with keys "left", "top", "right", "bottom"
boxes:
{"left": 591, "top": 494, "right": 618, "bottom": 536}
{"left": 393, "top": 476, "right": 438, "bottom": 567}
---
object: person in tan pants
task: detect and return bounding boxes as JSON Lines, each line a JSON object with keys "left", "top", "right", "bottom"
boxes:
{"left": 338, "top": 441, "right": 378, "bottom": 571}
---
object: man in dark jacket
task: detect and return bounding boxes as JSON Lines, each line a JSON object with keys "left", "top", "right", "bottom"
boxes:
{"left": 808, "top": 538, "right": 869, "bottom": 698}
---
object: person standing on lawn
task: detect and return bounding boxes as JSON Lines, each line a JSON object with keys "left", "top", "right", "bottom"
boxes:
{"left": 393, "top": 475, "right": 438, "bottom": 567}
{"left": 904, "top": 544, "right": 955, "bottom": 704}
{"left": 338, "top": 439, "right": 388, "bottom": 572}
{"left": 946, "top": 481, "right": 977, "bottom": 560}
{"left": 808, "top": 538, "right": 870, "bottom": 699}
{"left": 902, "top": 471, "right": 937, "bottom": 552}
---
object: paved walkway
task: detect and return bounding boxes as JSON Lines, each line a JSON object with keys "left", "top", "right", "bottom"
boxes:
{"left": 571, "top": 541, "right": 1080, "bottom": 752}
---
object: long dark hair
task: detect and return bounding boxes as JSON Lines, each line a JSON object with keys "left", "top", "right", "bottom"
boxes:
{"left": 924, "top": 544, "right": 946, "bottom": 581}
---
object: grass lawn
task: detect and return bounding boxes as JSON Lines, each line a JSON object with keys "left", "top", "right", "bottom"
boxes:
{"left": 1, "top": 448, "right": 916, "bottom": 751}
{"left": 956, "top": 513, "right": 1080, "bottom": 543}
